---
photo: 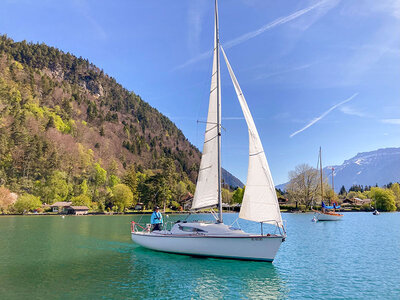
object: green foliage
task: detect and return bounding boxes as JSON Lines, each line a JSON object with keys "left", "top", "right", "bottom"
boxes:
{"left": 0, "top": 34, "right": 205, "bottom": 213}
{"left": 232, "top": 187, "right": 245, "bottom": 204}
{"left": 13, "top": 194, "right": 41, "bottom": 213}
{"left": 339, "top": 185, "right": 347, "bottom": 196}
{"left": 71, "top": 194, "right": 92, "bottom": 207}
{"left": 92, "top": 163, "right": 107, "bottom": 187}
{"left": 122, "top": 165, "right": 138, "bottom": 203}
{"left": 170, "top": 200, "right": 180, "bottom": 210}
{"left": 108, "top": 175, "right": 120, "bottom": 188}
{"left": 40, "top": 171, "right": 71, "bottom": 204}
{"left": 368, "top": 187, "right": 396, "bottom": 212}
{"left": 347, "top": 191, "right": 367, "bottom": 200}
{"left": 390, "top": 183, "right": 400, "bottom": 210}
{"left": 111, "top": 184, "right": 133, "bottom": 212}
{"left": 80, "top": 180, "right": 89, "bottom": 195}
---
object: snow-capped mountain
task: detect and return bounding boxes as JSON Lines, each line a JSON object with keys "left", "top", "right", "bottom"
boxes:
{"left": 277, "top": 148, "right": 400, "bottom": 192}
{"left": 325, "top": 148, "right": 400, "bottom": 192}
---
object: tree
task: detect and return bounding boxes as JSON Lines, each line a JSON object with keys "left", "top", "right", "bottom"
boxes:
{"left": 93, "top": 163, "right": 107, "bottom": 187}
{"left": 175, "top": 181, "right": 187, "bottom": 202}
{"left": 71, "top": 194, "right": 91, "bottom": 207}
{"left": 80, "top": 179, "right": 88, "bottom": 195}
{"left": 108, "top": 175, "right": 120, "bottom": 188}
{"left": 390, "top": 183, "right": 400, "bottom": 210}
{"left": 339, "top": 185, "right": 347, "bottom": 196}
{"left": 13, "top": 194, "right": 41, "bottom": 213}
{"left": 368, "top": 187, "right": 396, "bottom": 212}
{"left": 112, "top": 184, "right": 133, "bottom": 212}
{"left": 286, "top": 164, "right": 320, "bottom": 209}
{"left": 91, "top": 163, "right": 107, "bottom": 201}
{"left": 41, "top": 171, "right": 71, "bottom": 204}
{"left": 222, "top": 188, "right": 233, "bottom": 205}
{"left": 0, "top": 186, "right": 14, "bottom": 213}
{"left": 122, "top": 165, "right": 138, "bottom": 203}
{"left": 232, "top": 187, "right": 245, "bottom": 204}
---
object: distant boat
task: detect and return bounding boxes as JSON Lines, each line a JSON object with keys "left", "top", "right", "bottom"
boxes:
{"left": 373, "top": 209, "right": 380, "bottom": 215}
{"left": 131, "top": 0, "right": 286, "bottom": 262}
{"left": 314, "top": 147, "right": 343, "bottom": 222}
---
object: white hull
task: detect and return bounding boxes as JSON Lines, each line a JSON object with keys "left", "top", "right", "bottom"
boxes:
{"left": 316, "top": 212, "right": 343, "bottom": 221}
{"left": 131, "top": 222, "right": 284, "bottom": 262}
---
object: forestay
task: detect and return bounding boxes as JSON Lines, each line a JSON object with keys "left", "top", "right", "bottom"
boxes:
{"left": 221, "top": 46, "right": 283, "bottom": 228}
{"left": 191, "top": 18, "right": 221, "bottom": 210}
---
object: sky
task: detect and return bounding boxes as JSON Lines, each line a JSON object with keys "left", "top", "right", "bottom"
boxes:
{"left": 1, "top": 0, "right": 399, "bottom": 184}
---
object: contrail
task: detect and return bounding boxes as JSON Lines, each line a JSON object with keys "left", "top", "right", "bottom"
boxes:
{"left": 173, "top": 0, "right": 332, "bottom": 71}
{"left": 224, "top": 0, "right": 330, "bottom": 49}
{"left": 289, "top": 93, "right": 359, "bottom": 138}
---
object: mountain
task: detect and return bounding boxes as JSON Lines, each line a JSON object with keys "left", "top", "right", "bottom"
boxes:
{"left": 222, "top": 168, "right": 244, "bottom": 189}
{"left": 325, "top": 147, "right": 400, "bottom": 192}
{"left": 277, "top": 147, "right": 400, "bottom": 192}
{"left": 0, "top": 35, "right": 240, "bottom": 207}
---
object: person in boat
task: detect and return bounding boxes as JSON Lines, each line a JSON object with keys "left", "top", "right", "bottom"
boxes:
{"left": 151, "top": 206, "right": 163, "bottom": 231}
{"left": 321, "top": 201, "right": 326, "bottom": 213}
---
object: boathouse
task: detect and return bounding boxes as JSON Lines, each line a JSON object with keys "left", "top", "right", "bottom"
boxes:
{"left": 50, "top": 202, "right": 72, "bottom": 213}
{"left": 66, "top": 206, "right": 89, "bottom": 215}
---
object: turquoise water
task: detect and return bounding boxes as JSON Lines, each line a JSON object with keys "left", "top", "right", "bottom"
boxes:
{"left": 0, "top": 213, "right": 399, "bottom": 299}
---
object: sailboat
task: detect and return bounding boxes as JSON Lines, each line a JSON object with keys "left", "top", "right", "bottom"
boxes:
{"left": 131, "top": 0, "right": 286, "bottom": 262}
{"left": 314, "top": 147, "right": 343, "bottom": 221}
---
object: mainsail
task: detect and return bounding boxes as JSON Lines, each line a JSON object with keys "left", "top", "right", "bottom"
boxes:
{"left": 221, "top": 46, "right": 283, "bottom": 228}
{"left": 191, "top": 2, "right": 221, "bottom": 211}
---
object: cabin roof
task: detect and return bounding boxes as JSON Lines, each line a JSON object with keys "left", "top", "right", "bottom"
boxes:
{"left": 50, "top": 201, "right": 72, "bottom": 207}
{"left": 68, "top": 206, "right": 89, "bottom": 210}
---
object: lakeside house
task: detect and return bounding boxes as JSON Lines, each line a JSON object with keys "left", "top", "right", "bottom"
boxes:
{"left": 180, "top": 192, "right": 194, "bottom": 210}
{"left": 66, "top": 206, "right": 89, "bottom": 215}
{"left": 134, "top": 203, "right": 144, "bottom": 211}
{"left": 278, "top": 197, "right": 289, "bottom": 204}
{"left": 343, "top": 198, "right": 372, "bottom": 206}
{"left": 50, "top": 202, "right": 72, "bottom": 213}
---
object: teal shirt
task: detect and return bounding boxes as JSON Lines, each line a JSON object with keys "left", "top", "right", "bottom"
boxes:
{"left": 151, "top": 211, "right": 163, "bottom": 224}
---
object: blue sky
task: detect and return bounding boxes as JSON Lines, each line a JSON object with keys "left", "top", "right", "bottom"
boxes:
{"left": 1, "top": 0, "right": 399, "bottom": 184}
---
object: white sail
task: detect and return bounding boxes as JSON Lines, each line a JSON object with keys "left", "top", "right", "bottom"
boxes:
{"left": 221, "top": 47, "right": 283, "bottom": 228}
{"left": 191, "top": 10, "right": 221, "bottom": 210}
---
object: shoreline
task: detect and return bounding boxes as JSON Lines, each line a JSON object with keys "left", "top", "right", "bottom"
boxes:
{"left": 1, "top": 210, "right": 394, "bottom": 216}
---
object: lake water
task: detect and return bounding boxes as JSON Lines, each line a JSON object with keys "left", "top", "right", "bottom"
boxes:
{"left": 0, "top": 212, "right": 399, "bottom": 299}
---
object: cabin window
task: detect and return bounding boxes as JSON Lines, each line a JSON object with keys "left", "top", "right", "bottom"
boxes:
{"left": 178, "top": 225, "right": 206, "bottom": 233}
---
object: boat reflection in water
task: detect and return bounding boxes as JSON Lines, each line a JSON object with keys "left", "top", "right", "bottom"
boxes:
{"left": 128, "top": 241, "right": 288, "bottom": 299}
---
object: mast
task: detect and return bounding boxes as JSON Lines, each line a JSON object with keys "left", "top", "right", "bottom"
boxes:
{"left": 319, "top": 147, "right": 324, "bottom": 203}
{"left": 215, "top": 0, "right": 223, "bottom": 223}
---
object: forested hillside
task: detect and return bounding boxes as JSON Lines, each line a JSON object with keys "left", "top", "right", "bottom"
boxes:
{"left": 0, "top": 34, "right": 224, "bottom": 212}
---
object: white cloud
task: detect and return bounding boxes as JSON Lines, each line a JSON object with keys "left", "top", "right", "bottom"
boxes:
{"left": 290, "top": 93, "right": 358, "bottom": 138}
{"left": 382, "top": 119, "right": 400, "bottom": 125}
{"left": 339, "top": 105, "right": 368, "bottom": 117}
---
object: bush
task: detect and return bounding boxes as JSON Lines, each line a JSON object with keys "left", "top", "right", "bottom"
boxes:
{"left": 369, "top": 187, "right": 396, "bottom": 212}
{"left": 13, "top": 194, "right": 42, "bottom": 213}
{"left": 298, "top": 205, "right": 306, "bottom": 211}
{"left": 360, "top": 203, "right": 371, "bottom": 211}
